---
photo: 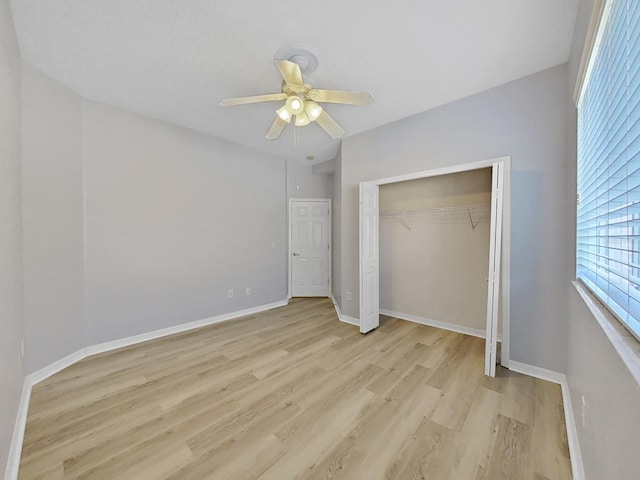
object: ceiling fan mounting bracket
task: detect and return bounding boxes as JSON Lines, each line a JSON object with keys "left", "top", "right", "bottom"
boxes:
{"left": 274, "top": 46, "right": 319, "bottom": 75}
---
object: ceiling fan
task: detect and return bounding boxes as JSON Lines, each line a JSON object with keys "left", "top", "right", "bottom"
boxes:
{"left": 219, "top": 59, "right": 374, "bottom": 140}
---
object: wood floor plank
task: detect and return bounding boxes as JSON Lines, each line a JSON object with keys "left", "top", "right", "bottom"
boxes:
{"left": 481, "top": 414, "right": 533, "bottom": 480}
{"left": 302, "top": 367, "right": 442, "bottom": 480}
{"left": 430, "top": 336, "right": 486, "bottom": 431}
{"left": 257, "top": 390, "right": 378, "bottom": 480}
{"left": 275, "top": 362, "right": 385, "bottom": 446}
{"left": 385, "top": 418, "right": 456, "bottom": 480}
{"left": 18, "top": 298, "right": 573, "bottom": 480}
{"left": 450, "top": 386, "right": 503, "bottom": 479}
{"left": 59, "top": 375, "right": 259, "bottom": 477}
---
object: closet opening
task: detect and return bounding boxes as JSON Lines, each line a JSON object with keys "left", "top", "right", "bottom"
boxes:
{"left": 359, "top": 157, "right": 510, "bottom": 377}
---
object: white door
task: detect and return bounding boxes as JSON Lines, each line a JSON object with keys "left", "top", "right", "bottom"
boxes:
{"left": 359, "top": 182, "right": 379, "bottom": 333}
{"left": 290, "top": 200, "right": 331, "bottom": 297}
{"left": 485, "top": 162, "right": 504, "bottom": 377}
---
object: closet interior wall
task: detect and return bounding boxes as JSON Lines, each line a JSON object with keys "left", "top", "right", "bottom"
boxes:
{"left": 379, "top": 168, "right": 497, "bottom": 335}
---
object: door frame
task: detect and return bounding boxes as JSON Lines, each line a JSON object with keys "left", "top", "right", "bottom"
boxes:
{"left": 359, "top": 156, "right": 511, "bottom": 369}
{"left": 288, "top": 198, "right": 332, "bottom": 300}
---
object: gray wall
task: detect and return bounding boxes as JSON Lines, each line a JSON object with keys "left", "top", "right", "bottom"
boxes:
{"left": 287, "top": 164, "right": 333, "bottom": 199}
{"left": 21, "top": 63, "right": 85, "bottom": 373}
{"left": 565, "top": 1, "right": 640, "bottom": 478}
{"left": 340, "top": 64, "right": 570, "bottom": 371}
{"left": 19, "top": 64, "right": 289, "bottom": 354}
{"left": 0, "top": 0, "right": 24, "bottom": 474}
{"left": 82, "top": 100, "right": 287, "bottom": 345}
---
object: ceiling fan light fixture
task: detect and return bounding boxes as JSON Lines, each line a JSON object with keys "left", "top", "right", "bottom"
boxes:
{"left": 295, "top": 111, "right": 311, "bottom": 127}
{"left": 305, "top": 101, "right": 323, "bottom": 121}
{"left": 276, "top": 105, "right": 292, "bottom": 122}
{"left": 286, "top": 95, "right": 305, "bottom": 115}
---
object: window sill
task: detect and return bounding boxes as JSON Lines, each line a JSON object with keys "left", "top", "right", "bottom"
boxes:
{"left": 573, "top": 280, "right": 640, "bottom": 385}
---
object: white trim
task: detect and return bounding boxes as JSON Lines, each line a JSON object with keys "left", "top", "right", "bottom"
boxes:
{"left": 380, "top": 309, "right": 503, "bottom": 342}
{"left": 561, "top": 380, "right": 586, "bottom": 480}
{"left": 3, "top": 299, "right": 287, "bottom": 480}
{"left": 508, "top": 361, "right": 585, "bottom": 480}
{"left": 508, "top": 360, "right": 565, "bottom": 384}
{"left": 500, "top": 158, "right": 511, "bottom": 368}
{"left": 330, "top": 294, "right": 359, "bottom": 326}
{"left": 5, "top": 381, "right": 33, "bottom": 480}
{"left": 373, "top": 157, "right": 507, "bottom": 186}
{"left": 288, "top": 198, "right": 332, "bottom": 299}
{"left": 27, "top": 348, "right": 88, "bottom": 386}
{"left": 573, "top": 281, "right": 640, "bottom": 385}
{"left": 573, "top": 0, "right": 609, "bottom": 105}
{"left": 6, "top": 349, "right": 91, "bottom": 479}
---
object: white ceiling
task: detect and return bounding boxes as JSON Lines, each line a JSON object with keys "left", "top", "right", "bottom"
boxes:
{"left": 10, "top": 0, "right": 579, "bottom": 165}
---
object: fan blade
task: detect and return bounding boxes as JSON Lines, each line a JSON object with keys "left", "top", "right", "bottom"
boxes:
{"left": 315, "top": 111, "right": 346, "bottom": 139}
{"left": 275, "top": 60, "right": 305, "bottom": 90}
{"left": 265, "top": 116, "right": 288, "bottom": 140}
{"left": 308, "top": 89, "right": 374, "bottom": 105}
{"left": 219, "top": 93, "right": 288, "bottom": 107}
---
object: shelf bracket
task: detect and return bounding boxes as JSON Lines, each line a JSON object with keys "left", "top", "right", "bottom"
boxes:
{"left": 397, "top": 213, "right": 412, "bottom": 232}
{"left": 467, "top": 208, "right": 478, "bottom": 230}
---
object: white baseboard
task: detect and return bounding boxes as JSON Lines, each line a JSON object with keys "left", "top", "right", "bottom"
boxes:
{"left": 508, "top": 361, "right": 585, "bottom": 480}
{"left": 4, "top": 299, "right": 287, "bottom": 480}
{"left": 380, "top": 308, "right": 502, "bottom": 341}
{"left": 507, "top": 360, "right": 566, "bottom": 384}
{"left": 561, "top": 380, "right": 585, "bottom": 480}
{"left": 27, "top": 348, "right": 88, "bottom": 386}
{"left": 340, "top": 315, "right": 359, "bottom": 326}
{"left": 329, "top": 294, "right": 359, "bottom": 326}
{"left": 5, "top": 380, "right": 33, "bottom": 480}
{"left": 85, "top": 300, "right": 288, "bottom": 356}
{"left": 6, "top": 348, "right": 92, "bottom": 479}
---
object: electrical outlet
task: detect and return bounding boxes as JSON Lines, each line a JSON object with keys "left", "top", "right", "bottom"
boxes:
{"left": 245, "top": 287, "right": 251, "bottom": 296}
{"left": 228, "top": 289, "right": 234, "bottom": 298}
{"left": 581, "top": 395, "right": 587, "bottom": 427}
{"left": 346, "top": 291, "right": 352, "bottom": 301}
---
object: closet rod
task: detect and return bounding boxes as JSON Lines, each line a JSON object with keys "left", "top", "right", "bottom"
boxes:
{"left": 379, "top": 204, "right": 489, "bottom": 217}
{"left": 380, "top": 204, "right": 489, "bottom": 231}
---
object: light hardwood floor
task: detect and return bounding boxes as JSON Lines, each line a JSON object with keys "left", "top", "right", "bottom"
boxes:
{"left": 19, "top": 298, "right": 572, "bottom": 479}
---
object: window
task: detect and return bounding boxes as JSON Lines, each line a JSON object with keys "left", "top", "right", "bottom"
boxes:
{"left": 577, "top": 0, "right": 640, "bottom": 341}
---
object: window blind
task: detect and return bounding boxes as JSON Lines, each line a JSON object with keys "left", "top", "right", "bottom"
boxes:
{"left": 577, "top": 0, "right": 640, "bottom": 340}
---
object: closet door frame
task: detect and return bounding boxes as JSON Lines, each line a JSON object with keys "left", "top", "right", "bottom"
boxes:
{"left": 359, "top": 156, "right": 511, "bottom": 374}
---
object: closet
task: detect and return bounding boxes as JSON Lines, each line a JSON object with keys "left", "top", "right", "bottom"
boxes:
{"left": 378, "top": 167, "right": 500, "bottom": 339}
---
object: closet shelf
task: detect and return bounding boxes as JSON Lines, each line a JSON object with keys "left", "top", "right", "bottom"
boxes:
{"left": 380, "top": 204, "right": 490, "bottom": 231}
